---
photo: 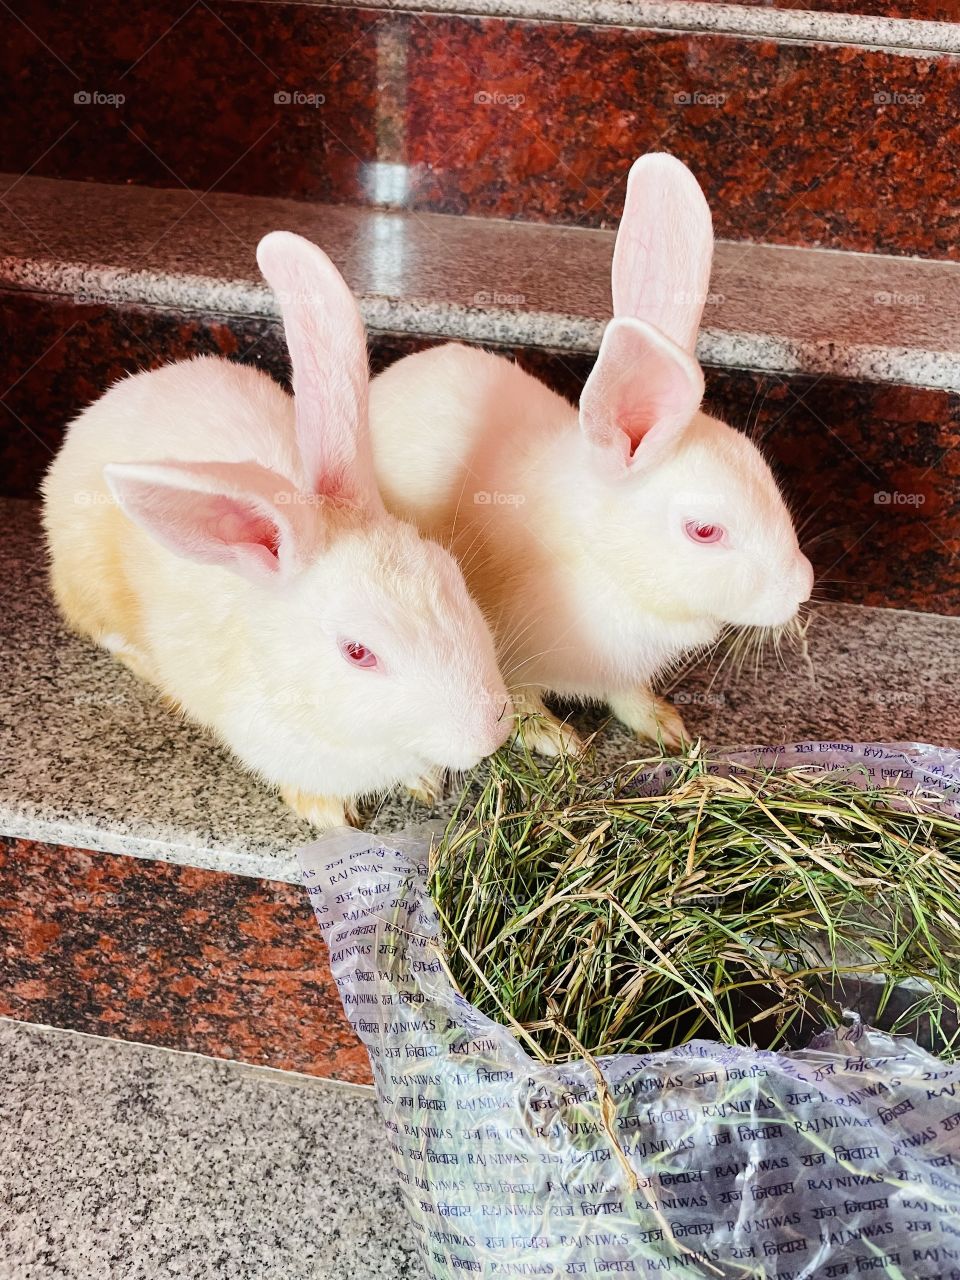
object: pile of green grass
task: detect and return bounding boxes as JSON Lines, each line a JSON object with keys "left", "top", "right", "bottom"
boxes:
{"left": 428, "top": 744, "right": 960, "bottom": 1063}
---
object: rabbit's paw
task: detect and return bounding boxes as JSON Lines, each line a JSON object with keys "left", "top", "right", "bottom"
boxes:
{"left": 101, "top": 632, "right": 158, "bottom": 685}
{"left": 512, "top": 689, "right": 583, "bottom": 758}
{"left": 608, "top": 689, "right": 688, "bottom": 752}
{"left": 406, "top": 768, "right": 445, "bottom": 807}
{"left": 281, "top": 786, "right": 359, "bottom": 829}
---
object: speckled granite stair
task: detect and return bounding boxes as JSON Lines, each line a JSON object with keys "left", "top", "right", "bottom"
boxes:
{"left": 317, "top": 1, "right": 960, "bottom": 41}
{"left": 2, "top": 174, "right": 960, "bottom": 613}
{"left": 4, "top": 173, "right": 959, "bottom": 388}
{"left": 0, "top": 1018, "right": 424, "bottom": 1280}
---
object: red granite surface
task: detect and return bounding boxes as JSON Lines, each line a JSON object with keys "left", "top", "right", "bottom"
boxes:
{"left": 1, "top": 2, "right": 957, "bottom": 258}
{"left": 0, "top": 293, "right": 288, "bottom": 497}
{"left": 0, "top": 837, "right": 372, "bottom": 1083}
{"left": 704, "top": 370, "right": 960, "bottom": 615}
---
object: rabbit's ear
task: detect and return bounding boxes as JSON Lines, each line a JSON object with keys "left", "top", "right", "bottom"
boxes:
{"left": 579, "top": 319, "right": 704, "bottom": 469}
{"left": 611, "top": 153, "right": 713, "bottom": 356}
{"left": 104, "top": 459, "right": 312, "bottom": 583}
{"left": 256, "top": 231, "right": 382, "bottom": 512}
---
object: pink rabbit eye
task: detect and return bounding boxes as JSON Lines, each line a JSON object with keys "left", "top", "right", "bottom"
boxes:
{"left": 685, "top": 520, "right": 725, "bottom": 545}
{"left": 340, "top": 639, "right": 379, "bottom": 670}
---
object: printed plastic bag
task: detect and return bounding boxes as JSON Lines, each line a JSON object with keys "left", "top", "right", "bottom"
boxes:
{"left": 299, "top": 743, "right": 960, "bottom": 1278}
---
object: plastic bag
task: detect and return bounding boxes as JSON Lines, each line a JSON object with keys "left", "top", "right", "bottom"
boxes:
{"left": 299, "top": 743, "right": 960, "bottom": 1278}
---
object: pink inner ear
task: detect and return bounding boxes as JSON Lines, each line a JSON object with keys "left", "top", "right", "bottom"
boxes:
{"left": 212, "top": 503, "right": 281, "bottom": 557}
{"left": 615, "top": 348, "right": 702, "bottom": 457}
{"left": 104, "top": 461, "right": 302, "bottom": 583}
{"left": 134, "top": 487, "right": 285, "bottom": 578}
{"left": 580, "top": 319, "right": 705, "bottom": 467}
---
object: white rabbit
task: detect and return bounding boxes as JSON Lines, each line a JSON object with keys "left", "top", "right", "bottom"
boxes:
{"left": 42, "top": 231, "right": 510, "bottom": 827}
{"left": 368, "top": 154, "right": 813, "bottom": 754}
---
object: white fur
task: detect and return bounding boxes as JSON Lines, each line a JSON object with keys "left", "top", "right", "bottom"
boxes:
{"left": 367, "top": 155, "right": 813, "bottom": 742}
{"left": 42, "top": 233, "right": 510, "bottom": 825}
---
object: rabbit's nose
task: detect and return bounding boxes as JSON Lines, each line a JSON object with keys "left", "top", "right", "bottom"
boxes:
{"left": 795, "top": 554, "right": 814, "bottom": 602}
{"left": 481, "top": 696, "right": 513, "bottom": 755}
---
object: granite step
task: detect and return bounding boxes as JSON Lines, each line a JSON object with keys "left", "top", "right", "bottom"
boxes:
{"left": 3, "top": 174, "right": 960, "bottom": 614}
{"left": 327, "top": 1, "right": 960, "bottom": 37}
{"left": 0, "top": 1018, "right": 422, "bottom": 1280}
{"left": 2, "top": 493, "right": 960, "bottom": 1078}
{"left": 1, "top": 1, "right": 958, "bottom": 258}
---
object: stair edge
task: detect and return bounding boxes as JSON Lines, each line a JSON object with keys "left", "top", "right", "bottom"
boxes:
{"left": 3, "top": 174, "right": 960, "bottom": 393}
{"left": 297, "top": 0, "right": 960, "bottom": 56}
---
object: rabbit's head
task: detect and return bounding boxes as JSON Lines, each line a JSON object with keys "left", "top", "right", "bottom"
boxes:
{"left": 105, "top": 232, "right": 509, "bottom": 797}
{"left": 575, "top": 154, "right": 812, "bottom": 631}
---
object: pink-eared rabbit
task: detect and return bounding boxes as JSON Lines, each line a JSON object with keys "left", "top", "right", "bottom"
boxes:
{"left": 368, "top": 153, "right": 813, "bottom": 754}
{"left": 42, "top": 231, "right": 510, "bottom": 827}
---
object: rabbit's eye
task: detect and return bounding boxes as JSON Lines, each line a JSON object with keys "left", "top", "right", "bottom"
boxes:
{"left": 685, "top": 520, "right": 725, "bottom": 545}
{"left": 340, "top": 639, "right": 379, "bottom": 670}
